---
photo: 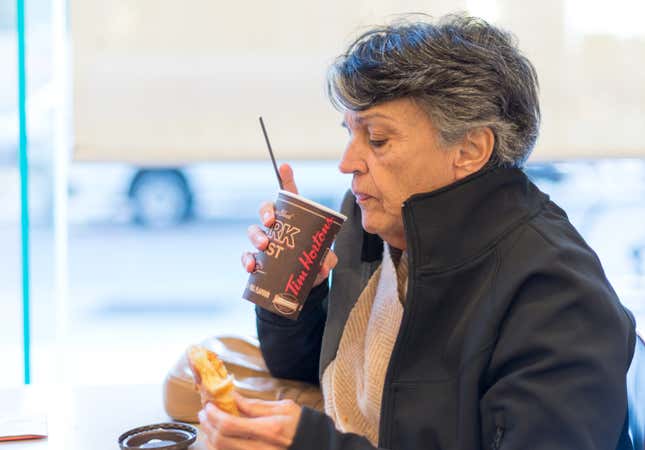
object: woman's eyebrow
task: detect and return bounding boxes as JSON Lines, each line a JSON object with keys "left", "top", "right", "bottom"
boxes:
{"left": 341, "top": 114, "right": 398, "bottom": 130}
{"left": 356, "top": 113, "right": 395, "bottom": 124}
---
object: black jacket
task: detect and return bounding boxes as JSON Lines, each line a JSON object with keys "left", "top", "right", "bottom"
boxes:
{"left": 256, "top": 167, "right": 636, "bottom": 450}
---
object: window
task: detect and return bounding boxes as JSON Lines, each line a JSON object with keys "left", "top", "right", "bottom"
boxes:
{"left": 4, "top": 0, "right": 642, "bottom": 387}
{"left": 0, "top": 0, "right": 56, "bottom": 386}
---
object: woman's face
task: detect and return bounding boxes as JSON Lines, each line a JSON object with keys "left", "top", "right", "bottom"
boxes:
{"left": 338, "top": 98, "right": 461, "bottom": 249}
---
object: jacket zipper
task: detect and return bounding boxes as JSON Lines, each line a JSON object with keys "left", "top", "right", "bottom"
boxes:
{"left": 378, "top": 201, "right": 416, "bottom": 448}
{"left": 491, "top": 426, "right": 504, "bottom": 450}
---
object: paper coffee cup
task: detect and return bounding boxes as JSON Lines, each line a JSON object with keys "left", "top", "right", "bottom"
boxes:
{"left": 242, "top": 190, "right": 347, "bottom": 319}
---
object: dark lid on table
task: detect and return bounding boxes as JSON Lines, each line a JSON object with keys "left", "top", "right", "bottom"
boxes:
{"left": 118, "top": 422, "right": 197, "bottom": 450}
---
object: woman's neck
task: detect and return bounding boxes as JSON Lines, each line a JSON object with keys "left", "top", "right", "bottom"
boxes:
{"left": 381, "top": 233, "right": 406, "bottom": 251}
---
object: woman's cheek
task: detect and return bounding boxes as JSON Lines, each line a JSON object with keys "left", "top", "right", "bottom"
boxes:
{"left": 382, "top": 194, "right": 402, "bottom": 216}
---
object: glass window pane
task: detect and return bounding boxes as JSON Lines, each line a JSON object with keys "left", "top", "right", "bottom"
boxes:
{"left": 28, "top": 1, "right": 56, "bottom": 387}
{"left": 0, "top": 0, "right": 57, "bottom": 386}
{"left": 0, "top": 0, "right": 22, "bottom": 387}
{"left": 27, "top": 0, "right": 56, "bottom": 385}
{"left": 61, "top": 0, "right": 644, "bottom": 385}
{"left": 66, "top": 161, "right": 347, "bottom": 383}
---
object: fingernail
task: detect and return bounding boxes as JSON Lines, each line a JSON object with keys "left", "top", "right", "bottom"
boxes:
{"left": 198, "top": 410, "right": 206, "bottom": 422}
{"left": 263, "top": 211, "right": 271, "bottom": 223}
{"left": 205, "top": 403, "right": 215, "bottom": 413}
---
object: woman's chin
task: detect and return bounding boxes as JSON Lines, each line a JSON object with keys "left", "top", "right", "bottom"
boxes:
{"left": 360, "top": 212, "right": 404, "bottom": 246}
{"left": 360, "top": 216, "right": 383, "bottom": 236}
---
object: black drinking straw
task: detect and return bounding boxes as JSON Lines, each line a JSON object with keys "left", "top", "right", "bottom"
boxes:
{"left": 259, "top": 116, "right": 284, "bottom": 190}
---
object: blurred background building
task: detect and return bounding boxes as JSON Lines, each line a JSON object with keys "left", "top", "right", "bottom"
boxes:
{"left": 1, "top": 0, "right": 644, "bottom": 386}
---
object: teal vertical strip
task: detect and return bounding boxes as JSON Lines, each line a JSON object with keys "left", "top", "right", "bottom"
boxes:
{"left": 16, "top": 0, "right": 31, "bottom": 385}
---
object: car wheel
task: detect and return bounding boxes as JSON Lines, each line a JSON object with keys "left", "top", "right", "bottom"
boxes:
{"left": 129, "top": 169, "right": 193, "bottom": 228}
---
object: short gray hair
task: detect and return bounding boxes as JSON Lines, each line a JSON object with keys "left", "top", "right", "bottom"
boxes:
{"left": 326, "top": 14, "right": 540, "bottom": 168}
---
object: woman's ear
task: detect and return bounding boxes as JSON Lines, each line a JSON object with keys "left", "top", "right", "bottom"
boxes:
{"left": 454, "top": 127, "right": 495, "bottom": 178}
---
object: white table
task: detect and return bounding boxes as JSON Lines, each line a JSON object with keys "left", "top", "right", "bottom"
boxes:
{"left": 0, "top": 384, "right": 207, "bottom": 449}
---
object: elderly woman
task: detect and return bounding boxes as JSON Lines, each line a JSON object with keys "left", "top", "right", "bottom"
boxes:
{"left": 198, "top": 14, "right": 636, "bottom": 450}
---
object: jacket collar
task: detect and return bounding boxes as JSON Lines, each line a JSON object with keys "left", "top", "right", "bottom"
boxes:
{"left": 361, "top": 167, "right": 549, "bottom": 270}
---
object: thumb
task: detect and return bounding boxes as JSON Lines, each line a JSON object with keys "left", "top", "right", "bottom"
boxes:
{"left": 279, "top": 163, "right": 299, "bottom": 194}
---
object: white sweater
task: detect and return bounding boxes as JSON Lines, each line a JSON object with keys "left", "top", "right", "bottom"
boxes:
{"left": 321, "top": 244, "right": 408, "bottom": 445}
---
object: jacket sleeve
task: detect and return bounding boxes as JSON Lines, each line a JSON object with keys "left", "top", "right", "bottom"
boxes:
{"left": 256, "top": 281, "right": 328, "bottom": 384}
{"left": 289, "top": 407, "right": 387, "bottom": 450}
{"left": 480, "top": 234, "right": 636, "bottom": 450}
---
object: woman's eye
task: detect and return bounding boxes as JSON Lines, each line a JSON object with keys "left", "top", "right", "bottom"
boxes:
{"left": 369, "top": 139, "right": 388, "bottom": 148}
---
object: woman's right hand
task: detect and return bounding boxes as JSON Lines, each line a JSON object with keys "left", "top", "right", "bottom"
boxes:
{"left": 241, "top": 163, "right": 338, "bottom": 288}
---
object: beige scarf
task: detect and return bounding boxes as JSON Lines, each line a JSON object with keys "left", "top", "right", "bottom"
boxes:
{"left": 321, "top": 245, "right": 408, "bottom": 445}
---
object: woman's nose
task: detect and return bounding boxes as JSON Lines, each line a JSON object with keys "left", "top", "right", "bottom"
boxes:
{"left": 338, "top": 140, "right": 367, "bottom": 174}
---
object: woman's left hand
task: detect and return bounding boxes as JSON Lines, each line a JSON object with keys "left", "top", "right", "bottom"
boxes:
{"left": 198, "top": 392, "right": 302, "bottom": 450}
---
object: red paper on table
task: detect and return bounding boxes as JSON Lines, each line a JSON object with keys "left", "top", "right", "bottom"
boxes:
{"left": 0, "top": 416, "right": 47, "bottom": 442}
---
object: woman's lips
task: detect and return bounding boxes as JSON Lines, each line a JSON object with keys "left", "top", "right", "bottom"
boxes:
{"left": 354, "top": 192, "right": 373, "bottom": 204}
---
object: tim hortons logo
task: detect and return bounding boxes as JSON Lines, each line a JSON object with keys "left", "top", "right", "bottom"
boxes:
{"left": 284, "top": 217, "right": 334, "bottom": 297}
